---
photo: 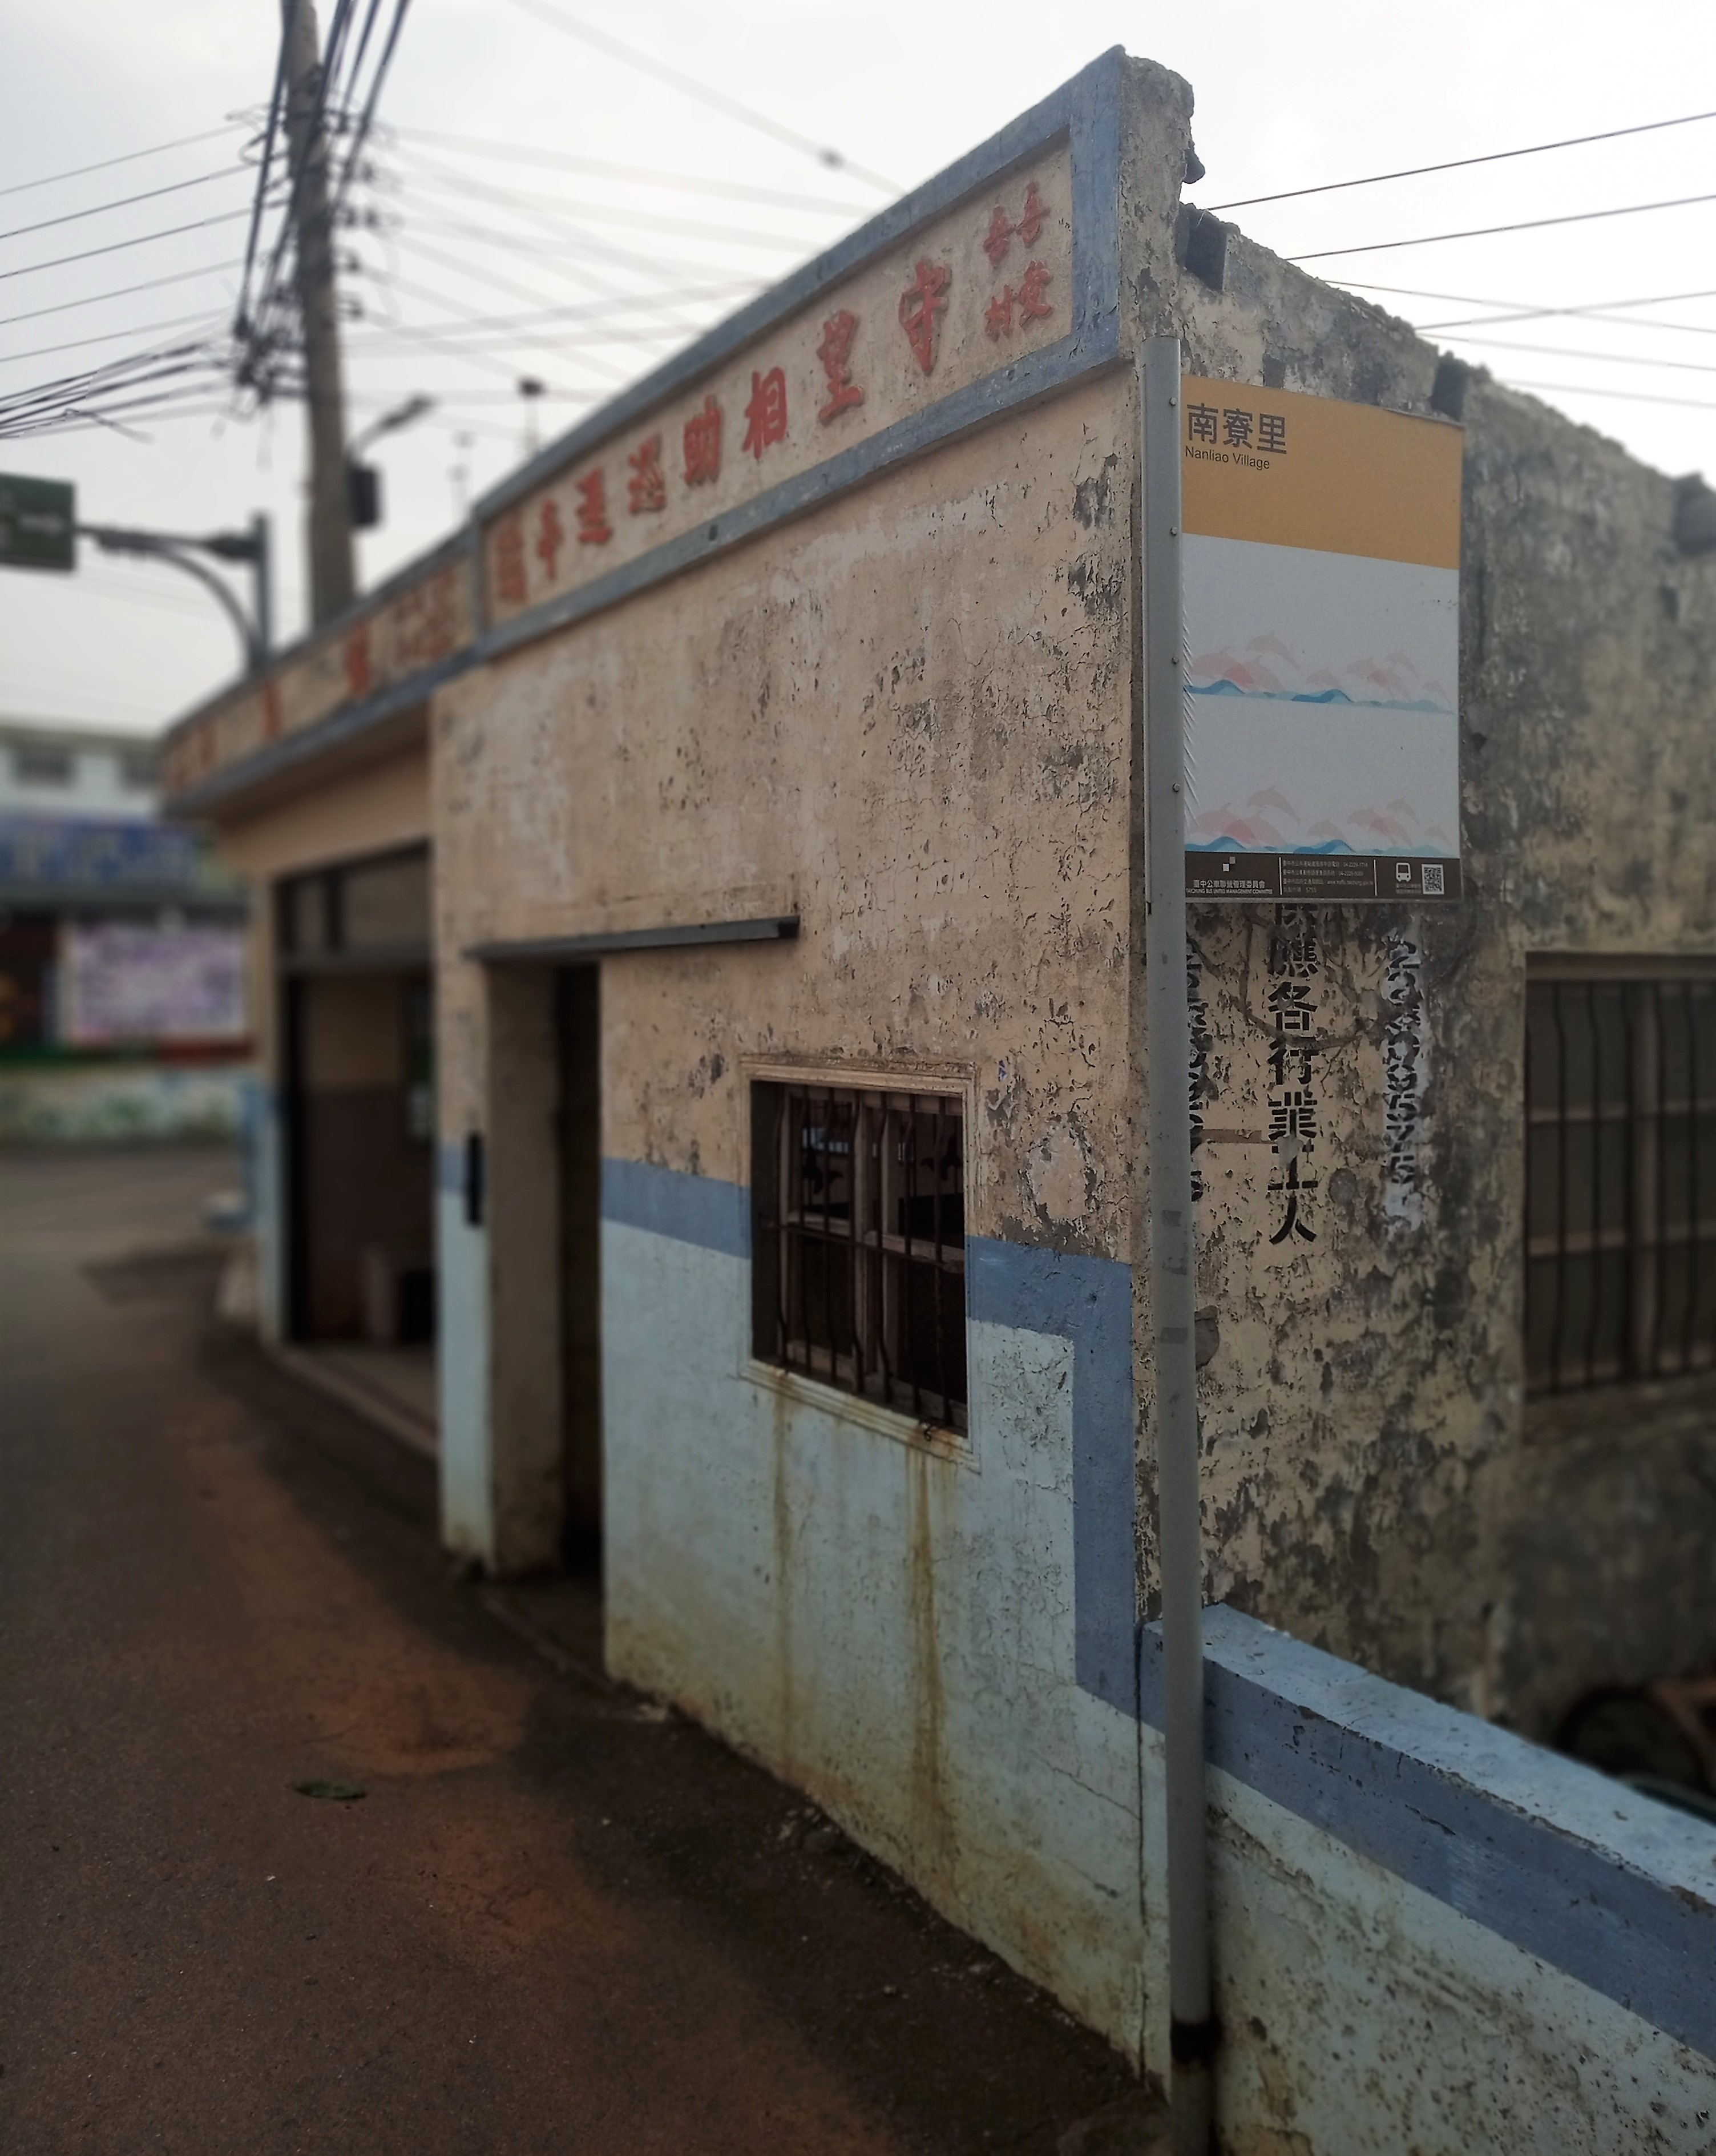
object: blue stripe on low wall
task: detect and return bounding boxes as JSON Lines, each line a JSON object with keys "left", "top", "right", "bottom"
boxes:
{"left": 600, "top": 1156, "right": 751, "bottom": 1260}
{"left": 966, "top": 1238, "right": 1136, "bottom": 1715}
{"left": 1140, "top": 1607, "right": 1716, "bottom": 2061}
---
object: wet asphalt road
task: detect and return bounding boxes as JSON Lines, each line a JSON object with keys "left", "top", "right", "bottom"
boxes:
{"left": 0, "top": 1147, "right": 1159, "bottom": 2155}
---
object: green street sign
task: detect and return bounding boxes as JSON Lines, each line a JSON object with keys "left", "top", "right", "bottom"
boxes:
{"left": 0, "top": 474, "right": 76, "bottom": 571}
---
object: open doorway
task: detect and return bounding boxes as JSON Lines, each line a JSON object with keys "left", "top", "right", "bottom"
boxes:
{"left": 278, "top": 845, "right": 437, "bottom": 1447}
{"left": 558, "top": 964, "right": 601, "bottom": 1572}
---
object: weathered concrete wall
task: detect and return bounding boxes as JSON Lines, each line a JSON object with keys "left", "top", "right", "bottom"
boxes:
{"left": 433, "top": 362, "right": 1146, "bottom": 2030}
{"left": 1134, "top": 219, "right": 1716, "bottom": 1738}
{"left": 437, "top": 366, "right": 1139, "bottom": 1251}
{"left": 1138, "top": 1608, "right": 1716, "bottom": 2156}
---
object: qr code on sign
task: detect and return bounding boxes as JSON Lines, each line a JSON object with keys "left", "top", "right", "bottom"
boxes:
{"left": 1421, "top": 863, "right": 1445, "bottom": 896}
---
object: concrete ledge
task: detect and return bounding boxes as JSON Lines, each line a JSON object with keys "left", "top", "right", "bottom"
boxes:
{"left": 1141, "top": 1604, "right": 1716, "bottom": 2060}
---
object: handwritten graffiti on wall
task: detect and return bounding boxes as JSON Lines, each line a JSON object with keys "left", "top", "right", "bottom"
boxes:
{"left": 1382, "top": 925, "right": 1428, "bottom": 1226}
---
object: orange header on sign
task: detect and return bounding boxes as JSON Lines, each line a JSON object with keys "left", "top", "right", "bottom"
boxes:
{"left": 1179, "top": 375, "right": 1462, "bottom": 569}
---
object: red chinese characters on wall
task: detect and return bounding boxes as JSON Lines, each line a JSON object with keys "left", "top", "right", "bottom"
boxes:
{"left": 742, "top": 367, "right": 788, "bottom": 460}
{"left": 983, "top": 178, "right": 1045, "bottom": 266}
{"left": 985, "top": 259, "right": 1052, "bottom": 340}
{"left": 536, "top": 497, "right": 566, "bottom": 581}
{"left": 494, "top": 509, "right": 527, "bottom": 606}
{"left": 575, "top": 471, "right": 612, "bottom": 545}
{"left": 815, "top": 309, "right": 864, "bottom": 424}
{"left": 983, "top": 177, "right": 1053, "bottom": 341}
{"left": 392, "top": 567, "right": 459, "bottom": 671}
{"left": 683, "top": 395, "right": 722, "bottom": 485}
{"left": 898, "top": 260, "right": 950, "bottom": 375}
{"left": 628, "top": 433, "right": 667, "bottom": 513}
{"left": 344, "top": 620, "right": 373, "bottom": 700}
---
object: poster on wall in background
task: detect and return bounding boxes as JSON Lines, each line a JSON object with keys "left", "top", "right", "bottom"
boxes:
{"left": 1180, "top": 376, "right": 1464, "bottom": 903}
{"left": 61, "top": 922, "right": 247, "bottom": 1045}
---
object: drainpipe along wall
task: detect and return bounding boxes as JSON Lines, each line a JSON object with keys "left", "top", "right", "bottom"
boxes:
{"left": 1141, "top": 334, "right": 1216, "bottom": 2154}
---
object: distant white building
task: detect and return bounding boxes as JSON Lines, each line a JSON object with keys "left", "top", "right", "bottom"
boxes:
{"left": 0, "top": 716, "right": 160, "bottom": 821}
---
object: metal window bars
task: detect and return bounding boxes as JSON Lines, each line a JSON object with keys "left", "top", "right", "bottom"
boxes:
{"left": 1525, "top": 976, "right": 1716, "bottom": 1394}
{"left": 757, "top": 1083, "right": 967, "bottom": 1432}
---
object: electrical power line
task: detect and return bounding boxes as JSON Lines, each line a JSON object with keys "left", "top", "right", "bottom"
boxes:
{"left": 0, "top": 205, "right": 253, "bottom": 283}
{"left": 234, "top": 3, "right": 295, "bottom": 333}
{"left": 500, "top": 0, "right": 901, "bottom": 195}
{"left": 0, "top": 163, "right": 250, "bottom": 245}
{"left": 389, "top": 124, "right": 874, "bottom": 215}
{"left": 0, "top": 123, "right": 246, "bottom": 202}
{"left": 402, "top": 199, "right": 815, "bottom": 262}
{"left": 354, "top": 277, "right": 756, "bottom": 338}
{"left": 1333, "top": 277, "right": 1716, "bottom": 319}
{"left": 390, "top": 146, "right": 845, "bottom": 251}
{"left": 1210, "top": 107, "right": 1716, "bottom": 212}
{"left": 391, "top": 223, "right": 745, "bottom": 327}
{"left": 1501, "top": 377, "right": 1716, "bottom": 414}
{"left": 0, "top": 256, "right": 245, "bottom": 330}
{"left": 1290, "top": 188, "right": 1716, "bottom": 263}
{"left": 1438, "top": 332, "right": 1716, "bottom": 376}
{"left": 0, "top": 309, "right": 231, "bottom": 368}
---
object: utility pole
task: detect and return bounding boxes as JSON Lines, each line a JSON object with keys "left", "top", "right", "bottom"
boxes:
{"left": 280, "top": 0, "right": 355, "bottom": 626}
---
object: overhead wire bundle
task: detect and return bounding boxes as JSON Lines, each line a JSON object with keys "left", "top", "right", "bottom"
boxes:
{"left": 3, "top": 28, "right": 1714, "bottom": 452}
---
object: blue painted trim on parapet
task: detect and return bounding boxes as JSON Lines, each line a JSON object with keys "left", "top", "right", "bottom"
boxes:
{"left": 170, "top": 648, "right": 469, "bottom": 818}
{"left": 474, "top": 49, "right": 1127, "bottom": 526}
{"left": 165, "top": 50, "right": 1134, "bottom": 804}
{"left": 1138, "top": 1606, "right": 1716, "bottom": 2062}
{"left": 966, "top": 1238, "right": 1136, "bottom": 1714}
{"left": 600, "top": 1156, "right": 751, "bottom": 1260}
{"left": 164, "top": 528, "right": 474, "bottom": 753}
{"left": 475, "top": 332, "right": 1120, "bottom": 668}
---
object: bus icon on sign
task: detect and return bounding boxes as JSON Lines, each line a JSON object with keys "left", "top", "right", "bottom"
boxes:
{"left": 1395, "top": 861, "right": 1412, "bottom": 884}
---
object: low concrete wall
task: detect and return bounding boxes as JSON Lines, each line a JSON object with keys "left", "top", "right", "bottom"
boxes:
{"left": 1146, "top": 1607, "right": 1716, "bottom": 2154}
{"left": 600, "top": 1158, "right": 1716, "bottom": 2152}
{"left": 0, "top": 1059, "right": 251, "bottom": 1144}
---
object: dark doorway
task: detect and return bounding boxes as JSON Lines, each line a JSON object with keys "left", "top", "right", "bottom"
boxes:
{"left": 277, "top": 846, "right": 435, "bottom": 1349}
{"left": 557, "top": 965, "right": 601, "bottom": 1569}
{"left": 282, "top": 966, "right": 435, "bottom": 1342}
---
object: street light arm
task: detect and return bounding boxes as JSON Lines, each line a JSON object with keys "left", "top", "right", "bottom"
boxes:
{"left": 80, "top": 524, "right": 259, "bottom": 672}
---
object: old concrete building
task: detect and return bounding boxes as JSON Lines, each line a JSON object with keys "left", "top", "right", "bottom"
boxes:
{"left": 164, "top": 50, "right": 1716, "bottom": 2152}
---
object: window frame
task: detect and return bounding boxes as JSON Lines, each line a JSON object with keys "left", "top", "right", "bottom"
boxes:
{"left": 1524, "top": 956, "right": 1716, "bottom": 1398}
{"left": 745, "top": 1061, "right": 976, "bottom": 1453}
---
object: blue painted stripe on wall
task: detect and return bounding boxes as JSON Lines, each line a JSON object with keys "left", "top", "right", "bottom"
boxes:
{"left": 600, "top": 1156, "right": 751, "bottom": 1260}
{"left": 966, "top": 1236, "right": 1136, "bottom": 1714}
{"left": 1138, "top": 1610, "right": 1716, "bottom": 2061}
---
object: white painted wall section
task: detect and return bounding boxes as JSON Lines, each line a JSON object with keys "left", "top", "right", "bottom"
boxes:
{"left": 601, "top": 1207, "right": 1148, "bottom": 2056}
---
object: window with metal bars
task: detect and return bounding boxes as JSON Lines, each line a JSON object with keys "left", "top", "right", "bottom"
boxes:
{"left": 751, "top": 1081, "right": 967, "bottom": 1433}
{"left": 1525, "top": 969, "right": 1716, "bottom": 1395}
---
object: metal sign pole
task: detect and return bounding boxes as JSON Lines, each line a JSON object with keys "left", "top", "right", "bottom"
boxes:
{"left": 1141, "top": 333, "right": 1215, "bottom": 2155}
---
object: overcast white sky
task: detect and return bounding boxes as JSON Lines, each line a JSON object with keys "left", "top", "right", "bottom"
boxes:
{"left": 1, "top": 0, "right": 1711, "bottom": 735}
